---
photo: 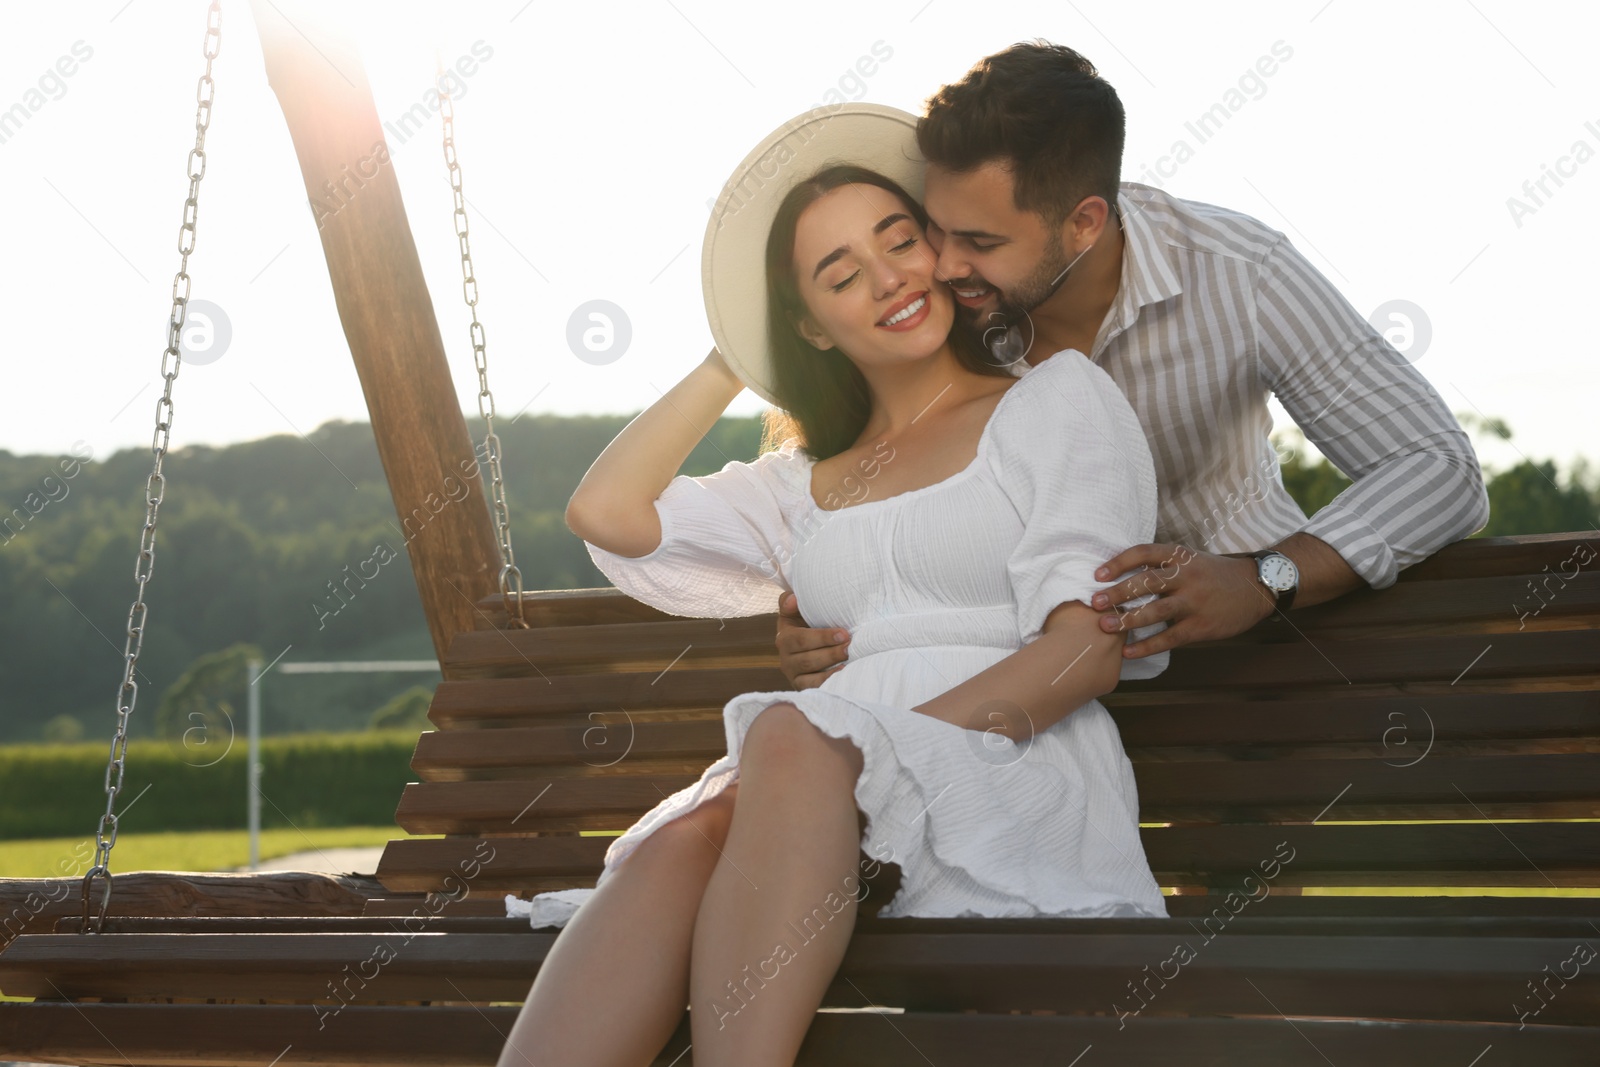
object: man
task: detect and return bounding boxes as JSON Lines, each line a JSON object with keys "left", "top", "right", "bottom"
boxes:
{"left": 776, "top": 40, "right": 1489, "bottom": 687}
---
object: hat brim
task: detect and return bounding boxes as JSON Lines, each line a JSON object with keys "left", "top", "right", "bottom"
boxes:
{"left": 702, "top": 103, "right": 924, "bottom": 408}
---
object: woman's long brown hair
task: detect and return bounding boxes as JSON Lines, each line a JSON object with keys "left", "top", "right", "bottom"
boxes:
{"left": 758, "top": 164, "right": 1014, "bottom": 460}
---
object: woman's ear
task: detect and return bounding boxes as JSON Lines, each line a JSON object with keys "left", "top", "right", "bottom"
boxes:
{"left": 789, "top": 309, "right": 835, "bottom": 352}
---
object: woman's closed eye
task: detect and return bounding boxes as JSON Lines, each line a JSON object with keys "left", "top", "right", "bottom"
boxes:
{"left": 828, "top": 236, "right": 920, "bottom": 292}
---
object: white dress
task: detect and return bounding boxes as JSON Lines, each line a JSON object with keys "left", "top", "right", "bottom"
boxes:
{"left": 505, "top": 350, "right": 1171, "bottom": 928}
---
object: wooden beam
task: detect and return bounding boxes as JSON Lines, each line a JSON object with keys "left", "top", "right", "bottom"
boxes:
{"left": 250, "top": 1, "right": 504, "bottom": 662}
{"left": 0, "top": 871, "right": 383, "bottom": 944}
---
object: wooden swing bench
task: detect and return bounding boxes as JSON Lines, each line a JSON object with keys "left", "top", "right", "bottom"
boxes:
{"left": 3, "top": 529, "right": 1599, "bottom": 1065}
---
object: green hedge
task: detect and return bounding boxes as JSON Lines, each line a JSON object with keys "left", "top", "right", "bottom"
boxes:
{"left": 0, "top": 732, "right": 419, "bottom": 841}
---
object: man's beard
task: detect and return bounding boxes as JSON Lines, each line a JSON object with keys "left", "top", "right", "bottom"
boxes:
{"left": 988, "top": 237, "right": 1077, "bottom": 331}
{"left": 960, "top": 237, "right": 1077, "bottom": 361}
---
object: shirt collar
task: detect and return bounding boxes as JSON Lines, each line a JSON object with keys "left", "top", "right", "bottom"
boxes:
{"left": 1113, "top": 183, "right": 1185, "bottom": 313}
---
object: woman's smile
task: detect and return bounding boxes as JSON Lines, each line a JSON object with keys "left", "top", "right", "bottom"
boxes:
{"left": 877, "top": 291, "right": 930, "bottom": 331}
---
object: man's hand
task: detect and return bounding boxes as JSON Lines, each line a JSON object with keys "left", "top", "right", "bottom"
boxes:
{"left": 1089, "top": 543, "right": 1278, "bottom": 658}
{"left": 775, "top": 591, "right": 850, "bottom": 688}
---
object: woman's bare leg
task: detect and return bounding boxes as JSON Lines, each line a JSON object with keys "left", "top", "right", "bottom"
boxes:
{"left": 689, "top": 704, "right": 866, "bottom": 1066}
{"left": 497, "top": 782, "right": 740, "bottom": 1067}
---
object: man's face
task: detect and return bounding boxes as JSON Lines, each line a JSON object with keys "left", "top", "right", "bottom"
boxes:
{"left": 922, "top": 159, "right": 1077, "bottom": 337}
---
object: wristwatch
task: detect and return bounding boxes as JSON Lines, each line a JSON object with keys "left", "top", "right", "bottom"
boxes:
{"left": 1251, "top": 549, "right": 1299, "bottom": 611}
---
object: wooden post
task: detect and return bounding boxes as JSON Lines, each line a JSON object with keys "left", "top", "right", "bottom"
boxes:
{"left": 251, "top": 0, "right": 503, "bottom": 664}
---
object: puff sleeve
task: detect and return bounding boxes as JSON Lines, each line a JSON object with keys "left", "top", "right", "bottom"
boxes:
{"left": 989, "top": 353, "right": 1170, "bottom": 680}
{"left": 582, "top": 438, "right": 808, "bottom": 618}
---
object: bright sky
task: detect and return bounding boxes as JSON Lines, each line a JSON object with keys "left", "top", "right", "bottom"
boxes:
{"left": 3, "top": 0, "right": 1595, "bottom": 478}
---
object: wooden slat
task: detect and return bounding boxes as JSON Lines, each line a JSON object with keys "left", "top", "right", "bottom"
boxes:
{"left": 441, "top": 622, "right": 1597, "bottom": 709}
{"left": 471, "top": 532, "right": 1600, "bottom": 625}
{"left": 429, "top": 677, "right": 1600, "bottom": 744}
{"left": 393, "top": 776, "right": 699, "bottom": 834}
{"left": 7, "top": 1002, "right": 1598, "bottom": 1067}
{"left": 426, "top": 667, "right": 788, "bottom": 728}
{"left": 0, "top": 871, "right": 383, "bottom": 944}
{"left": 0, "top": 931, "right": 537, "bottom": 1003}
{"left": 376, "top": 835, "right": 609, "bottom": 893}
{"left": 1146, "top": 892, "right": 1600, "bottom": 919}
{"left": 409, "top": 720, "right": 728, "bottom": 780}
{"left": 5, "top": 923, "right": 1599, "bottom": 1024}
{"left": 425, "top": 671, "right": 1600, "bottom": 739}
{"left": 0, "top": 1002, "right": 521, "bottom": 1067}
{"left": 1118, "top": 630, "right": 1599, "bottom": 695}
{"left": 1141, "top": 822, "right": 1600, "bottom": 887}
{"left": 404, "top": 694, "right": 1600, "bottom": 782}
{"left": 363, "top": 895, "right": 511, "bottom": 917}
{"left": 392, "top": 752, "right": 1600, "bottom": 834}
{"left": 441, "top": 616, "right": 779, "bottom": 678}
{"left": 46, "top": 900, "right": 1600, "bottom": 935}
{"left": 472, "top": 585, "right": 676, "bottom": 629}
{"left": 1254, "top": 570, "right": 1600, "bottom": 637}
{"left": 1105, "top": 689, "right": 1600, "bottom": 747}
{"left": 1134, "top": 752, "right": 1600, "bottom": 823}
{"left": 1393, "top": 531, "right": 1600, "bottom": 583}
{"left": 372, "top": 822, "right": 1600, "bottom": 894}
{"left": 50, "top": 916, "right": 535, "bottom": 934}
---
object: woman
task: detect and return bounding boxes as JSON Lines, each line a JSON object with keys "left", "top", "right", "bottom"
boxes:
{"left": 499, "top": 104, "right": 1168, "bottom": 1067}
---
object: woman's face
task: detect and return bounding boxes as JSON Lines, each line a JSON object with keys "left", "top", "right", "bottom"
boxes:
{"left": 788, "top": 183, "right": 956, "bottom": 370}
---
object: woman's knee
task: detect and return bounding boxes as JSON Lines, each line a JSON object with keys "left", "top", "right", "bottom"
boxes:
{"left": 743, "top": 703, "right": 864, "bottom": 778}
{"left": 633, "top": 783, "right": 739, "bottom": 866}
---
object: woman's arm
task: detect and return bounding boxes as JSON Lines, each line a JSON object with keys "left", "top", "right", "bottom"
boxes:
{"left": 566, "top": 348, "right": 746, "bottom": 558}
{"left": 910, "top": 600, "right": 1126, "bottom": 742}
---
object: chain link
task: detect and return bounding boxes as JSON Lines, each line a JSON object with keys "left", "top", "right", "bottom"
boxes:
{"left": 438, "top": 59, "right": 527, "bottom": 629}
{"left": 80, "top": 0, "right": 223, "bottom": 934}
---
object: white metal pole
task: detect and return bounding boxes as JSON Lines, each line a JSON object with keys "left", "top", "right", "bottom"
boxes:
{"left": 247, "top": 657, "right": 261, "bottom": 871}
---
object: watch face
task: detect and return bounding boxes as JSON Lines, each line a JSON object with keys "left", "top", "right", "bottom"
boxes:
{"left": 1259, "top": 554, "right": 1297, "bottom": 591}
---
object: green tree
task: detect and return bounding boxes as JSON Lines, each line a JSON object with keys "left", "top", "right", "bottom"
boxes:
{"left": 41, "top": 713, "right": 83, "bottom": 743}
{"left": 154, "top": 643, "right": 263, "bottom": 762}
{"left": 1456, "top": 412, "right": 1597, "bottom": 537}
{"left": 1483, "top": 459, "right": 1599, "bottom": 538}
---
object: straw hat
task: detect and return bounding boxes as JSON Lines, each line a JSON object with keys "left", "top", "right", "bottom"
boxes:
{"left": 701, "top": 102, "right": 924, "bottom": 406}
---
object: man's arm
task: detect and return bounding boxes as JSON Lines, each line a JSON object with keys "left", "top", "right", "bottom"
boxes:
{"left": 1257, "top": 531, "right": 1363, "bottom": 609}
{"left": 1252, "top": 234, "right": 1490, "bottom": 588}
{"left": 1091, "top": 233, "right": 1490, "bottom": 656}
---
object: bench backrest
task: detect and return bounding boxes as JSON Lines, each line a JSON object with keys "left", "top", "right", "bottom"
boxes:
{"left": 373, "top": 532, "right": 1600, "bottom": 907}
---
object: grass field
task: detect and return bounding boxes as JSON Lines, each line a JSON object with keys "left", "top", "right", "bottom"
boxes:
{"left": 0, "top": 825, "right": 406, "bottom": 878}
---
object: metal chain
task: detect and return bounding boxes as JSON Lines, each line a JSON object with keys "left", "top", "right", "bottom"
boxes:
{"left": 80, "top": 0, "right": 223, "bottom": 934}
{"left": 438, "top": 57, "right": 527, "bottom": 629}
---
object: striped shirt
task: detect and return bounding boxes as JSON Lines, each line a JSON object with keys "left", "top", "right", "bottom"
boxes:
{"left": 996, "top": 181, "right": 1489, "bottom": 589}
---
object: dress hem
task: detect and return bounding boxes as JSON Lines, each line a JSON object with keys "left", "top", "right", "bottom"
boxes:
{"left": 509, "top": 685, "right": 1169, "bottom": 929}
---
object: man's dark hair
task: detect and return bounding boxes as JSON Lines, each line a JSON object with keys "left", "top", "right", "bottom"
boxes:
{"left": 917, "top": 41, "right": 1125, "bottom": 226}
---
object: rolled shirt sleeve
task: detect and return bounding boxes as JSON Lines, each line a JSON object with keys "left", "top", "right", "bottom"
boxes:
{"left": 1252, "top": 235, "right": 1490, "bottom": 588}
